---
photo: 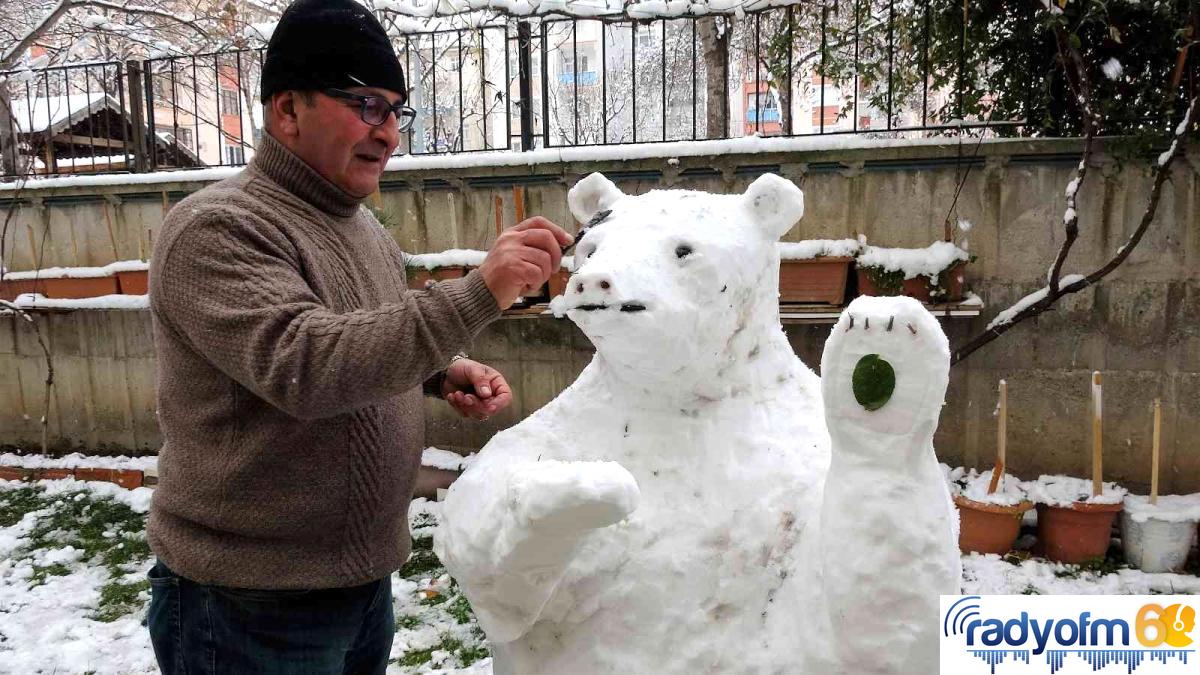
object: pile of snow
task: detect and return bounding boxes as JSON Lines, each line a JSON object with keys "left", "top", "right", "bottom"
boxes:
{"left": 0, "top": 452, "right": 156, "bottom": 472}
{"left": 3, "top": 260, "right": 148, "bottom": 281}
{"left": 943, "top": 465, "right": 1029, "bottom": 507}
{"left": 406, "top": 250, "right": 488, "bottom": 270}
{"left": 1026, "top": 474, "right": 1127, "bottom": 508}
{"left": 1123, "top": 493, "right": 1200, "bottom": 524}
{"left": 8, "top": 293, "right": 148, "bottom": 311}
{"left": 855, "top": 241, "right": 969, "bottom": 280}
{"left": 421, "top": 447, "right": 476, "bottom": 472}
{"left": 778, "top": 239, "right": 861, "bottom": 260}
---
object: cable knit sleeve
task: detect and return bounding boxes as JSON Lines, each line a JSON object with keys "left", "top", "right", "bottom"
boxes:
{"left": 151, "top": 211, "right": 499, "bottom": 420}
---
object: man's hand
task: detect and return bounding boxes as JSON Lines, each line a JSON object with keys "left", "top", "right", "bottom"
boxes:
{"left": 443, "top": 358, "right": 513, "bottom": 421}
{"left": 479, "top": 217, "right": 574, "bottom": 310}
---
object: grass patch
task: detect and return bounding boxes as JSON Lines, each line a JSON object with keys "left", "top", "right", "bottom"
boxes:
{"left": 399, "top": 537, "right": 442, "bottom": 579}
{"left": 0, "top": 484, "right": 153, "bottom": 623}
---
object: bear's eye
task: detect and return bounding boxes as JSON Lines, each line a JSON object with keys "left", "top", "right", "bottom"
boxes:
{"left": 675, "top": 244, "right": 694, "bottom": 259}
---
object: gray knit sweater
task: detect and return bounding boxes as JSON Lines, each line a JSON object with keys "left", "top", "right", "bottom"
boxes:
{"left": 148, "top": 133, "right": 499, "bottom": 589}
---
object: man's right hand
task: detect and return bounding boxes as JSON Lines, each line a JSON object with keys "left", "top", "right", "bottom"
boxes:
{"left": 479, "top": 217, "right": 574, "bottom": 310}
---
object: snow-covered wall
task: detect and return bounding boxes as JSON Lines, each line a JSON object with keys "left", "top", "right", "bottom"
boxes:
{"left": 1, "top": 137, "right": 1198, "bottom": 492}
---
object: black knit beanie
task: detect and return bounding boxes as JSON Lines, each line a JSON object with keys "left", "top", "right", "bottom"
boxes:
{"left": 260, "top": 0, "right": 407, "bottom": 103}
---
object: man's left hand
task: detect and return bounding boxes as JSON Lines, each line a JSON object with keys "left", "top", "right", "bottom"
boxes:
{"left": 442, "top": 358, "right": 513, "bottom": 421}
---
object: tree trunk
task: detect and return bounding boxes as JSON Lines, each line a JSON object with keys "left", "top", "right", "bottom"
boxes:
{"left": 698, "top": 16, "right": 729, "bottom": 139}
{"left": 0, "top": 89, "right": 17, "bottom": 177}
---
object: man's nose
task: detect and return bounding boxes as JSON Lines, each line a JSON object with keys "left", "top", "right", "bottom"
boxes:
{"left": 371, "top": 117, "right": 400, "bottom": 155}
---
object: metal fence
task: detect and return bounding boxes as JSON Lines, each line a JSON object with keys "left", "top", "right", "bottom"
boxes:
{"left": 0, "top": 3, "right": 1189, "bottom": 181}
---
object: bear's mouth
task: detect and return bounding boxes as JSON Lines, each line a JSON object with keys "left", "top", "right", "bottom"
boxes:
{"left": 572, "top": 302, "right": 648, "bottom": 313}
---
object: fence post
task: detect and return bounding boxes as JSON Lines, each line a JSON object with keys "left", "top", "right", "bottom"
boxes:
{"left": 517, "top": 22, "right": 534, "bottom": 151}
{"left": 125, "top": 60, "right": 148, "bottom": 173}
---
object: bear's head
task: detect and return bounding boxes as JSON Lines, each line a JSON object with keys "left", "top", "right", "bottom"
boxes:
{"left": 559, "top": 172, "right": 805, "bottom": 399}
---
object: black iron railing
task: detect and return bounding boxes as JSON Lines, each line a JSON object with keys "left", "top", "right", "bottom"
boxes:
{"left": 1, "top": 3, "right": 1189, "bottom": 180}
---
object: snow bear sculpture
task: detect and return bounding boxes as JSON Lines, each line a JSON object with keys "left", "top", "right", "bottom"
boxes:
{"left": 435, "top": 173, "right": 959, "bottom": 674}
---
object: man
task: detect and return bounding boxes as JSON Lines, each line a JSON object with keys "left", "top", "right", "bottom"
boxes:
{"left": 144, "top": 0, "right": 571, "bottom": 672}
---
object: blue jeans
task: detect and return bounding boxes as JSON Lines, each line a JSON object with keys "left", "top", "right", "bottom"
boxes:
{"left": 147, "top": 560, "right": 394, "bottom": 674}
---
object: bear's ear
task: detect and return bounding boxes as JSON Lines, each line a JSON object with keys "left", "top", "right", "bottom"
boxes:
{"left": 742, "top": 173, "right": 805, "bottom": 240}
{"left": 568, "top": 172, "right": 625, "bottom": 224}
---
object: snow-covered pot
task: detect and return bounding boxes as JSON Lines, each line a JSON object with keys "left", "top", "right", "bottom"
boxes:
{"left": 1120, "top": 494, "right": 1200, "bottom": 573}
{"left": 1035, "top": 502, "right": 1123, "bottom": 564}
{"left": 1120, "top": 512, "right": 1194, "bottom": 573}
{"left": 954, "top": 495, "right": 1033, "bottom": 555}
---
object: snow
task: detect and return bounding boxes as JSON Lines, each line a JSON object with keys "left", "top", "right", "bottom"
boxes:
{"left": 0, "top": 452, "right": 156, "bottom": 472}
{"left": 985, "top": 273, "right": 1085, "bottom": 331}
{"left": 7, "top": 293, "right": 149, "bottom": 311}
{"left": 778, "top": 238, "right": 860, "bottom": 260}
{"left": 1124, "top": 493, "right": 1200, "bottom": 524}
{"left": 855, "top": 240, "right": 969, "bottom": 280}
{"left": 422, "top": 447, "right": 476, "bottom": 472}
{"left": 1100, "top": 58, "right": 1123, "bottom": 81}
{"left": 406, "top": 249, "right": 489, "bottom": 270}
{"left": 33, "top": 154, "right": 131, "bottom": 170}
{"left": 1026, "top": 474, "right": 1127, "bottom": 508}
{"left": 7, "top": 92, "right": 121, "bottom": 135}
{"left": 1064, "top": 177, "right": 1080, "bottom": 198}
{"left": 3, "top": 260, "right": 148, "bottom": 281}
{"left": 438, "top": 172, "right": 957, "bottom": 673}
{"left": 0, "top": 166, "right": 242, "bottom": 192}
{"left": 962, "top": 553, "right": 1200, "bottom": 595}
{"left": 944, "top": 465, "right": 1029, "bottom": 507}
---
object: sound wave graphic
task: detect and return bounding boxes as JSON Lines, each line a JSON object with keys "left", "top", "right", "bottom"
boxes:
{"left": 1044, "top": 649, "right": 1193, "bottom": 674}
{"left": 970, "top": 649, "right": 1030, "bottom": 674}
{"left": 946, "top": 595, "right": 982, "bottom": 638}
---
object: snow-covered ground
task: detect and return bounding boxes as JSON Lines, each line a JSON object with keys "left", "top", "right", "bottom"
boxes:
{"left": 0, "top": 476, "right": 1195, "bottom": 674}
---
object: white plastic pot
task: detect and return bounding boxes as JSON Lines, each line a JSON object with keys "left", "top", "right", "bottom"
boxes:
{"left": 1120, "top": 511, "right": 1196, "bottom": 573}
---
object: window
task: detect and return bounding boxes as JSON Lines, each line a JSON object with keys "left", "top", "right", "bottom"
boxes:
{"left": 224, "top": 143, "right": 245, "bottom": 165}
{"left": 219, "top": 88, "right": 240, "bottom": 115}
{"left": 177, "top": 127, "right": 193, "bottom": 150}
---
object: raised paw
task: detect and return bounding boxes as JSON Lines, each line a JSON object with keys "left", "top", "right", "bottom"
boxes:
{"left": 820, "top": 295, "right": 950, "bottom": 439}
{"left": 508, "top": 460, "right": 640, "bottom": 535}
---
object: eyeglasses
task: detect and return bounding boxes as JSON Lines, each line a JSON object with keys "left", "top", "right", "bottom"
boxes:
{"left": 323, "top": 88, "right": 416, "bottom": 132}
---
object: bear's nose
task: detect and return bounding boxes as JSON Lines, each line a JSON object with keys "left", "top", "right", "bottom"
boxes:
{"left": 573, "top": 273, "right": 615, "bottom": 295}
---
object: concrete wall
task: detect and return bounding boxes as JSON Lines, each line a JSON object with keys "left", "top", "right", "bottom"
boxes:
{"left": 2, "top": 138, "right": 1197, "bottom": 493}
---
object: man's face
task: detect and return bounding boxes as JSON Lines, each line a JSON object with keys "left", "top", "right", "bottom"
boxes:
{"left": 290, "top": 87, "right": 402, "bottom": 198}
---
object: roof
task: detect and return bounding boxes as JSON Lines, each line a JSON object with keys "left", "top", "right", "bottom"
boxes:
{"left": 7, "top": 91, "right": 123, "bottom": 135}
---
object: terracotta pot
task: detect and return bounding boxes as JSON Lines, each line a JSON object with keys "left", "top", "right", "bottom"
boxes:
{"left": 116, "top": 270, "right": 149, "bottom": 295}
{"left": 0, "top": 466, "right": 32, "bottom": 481}
{"left": 548, "top": 268, "right": 572, "bottom": 299}
{"left": 406, "top": 266, "right": 468, "bottom": 291}
{"left": 413, "top": 466, "right": 461, "bottom": 500}
{"left": 856, "top": 261, "right": 966, "bottom": 303}
{"left": 35, "top": 468, "right": 74, "bottom": 481}
{"left": 955, "top": 494, "right": 1034, "bottom": 555}
{"left": 0, "top": 279, "right": 44, "bottom": 301}
{"left": 1035, "top": 501, "right": 1123, "bottom": 564}
{"left": 779, "top": 257, "right": 852, "bottom": 304}
{"left": 73, "top": 467, "right": 116, "bottom": 483}
{"left": 41, "top": 276, "right": 120, "bottom": 299}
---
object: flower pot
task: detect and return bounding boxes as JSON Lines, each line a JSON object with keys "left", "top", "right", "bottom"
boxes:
{"left": 41, "top": 276, "right": 120, "bottom": 299}
{"left": 406, "top": 266, "right": 468, "bottom": 291}
{"left": 954, "top": 495, "right": 1034, "bottom": 555}
{"left": 1035, "top": 501, "right": 1123, "bottom": 564}
{"left": 116, "top": 270, "right": 149, "bottom": 295}
{"left": 856, "top": 261, "right": 966, "bottom": 303}
{"left": 1120, "top": 511, "right": 1196, "bottom": 573}
{"left": 0, "top": 279, "right": 44, "bottom": 301}
{"left": 779, "top": 257, "right": 852, "bottom": 304}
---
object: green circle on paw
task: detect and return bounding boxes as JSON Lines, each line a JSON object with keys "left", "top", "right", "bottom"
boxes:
{"left": 852, "top": 354, "right": 895, "bottom": 411}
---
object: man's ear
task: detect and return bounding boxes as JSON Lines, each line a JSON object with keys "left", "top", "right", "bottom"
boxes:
{"left": 269, "top": 91, "right": 301, "bottom": 138}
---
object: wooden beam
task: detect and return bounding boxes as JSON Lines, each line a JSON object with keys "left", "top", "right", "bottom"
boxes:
{"left": 51, "top": 133, "right": 126, "bottom": 150}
